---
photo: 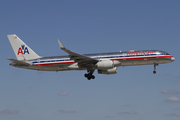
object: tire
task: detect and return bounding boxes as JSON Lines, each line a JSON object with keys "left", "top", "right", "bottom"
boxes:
{"left": 87, "top": 77, "right": 91, "bottom": 80}
{"left": 84, "top": 74, "right": 88, "bottom": 77}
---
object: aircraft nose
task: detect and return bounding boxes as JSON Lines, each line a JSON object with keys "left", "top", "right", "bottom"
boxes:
{"left": 171, "top": 57, "right": 175, "bottom": 61}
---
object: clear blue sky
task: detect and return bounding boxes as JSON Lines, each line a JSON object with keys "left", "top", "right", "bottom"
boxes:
{"left": 0, "top": 0, "right": 180, "bottom": 120}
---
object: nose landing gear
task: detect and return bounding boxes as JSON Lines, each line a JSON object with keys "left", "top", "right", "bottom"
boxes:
{"left": 153, "top": 64, "right": 158, "bottom": 74}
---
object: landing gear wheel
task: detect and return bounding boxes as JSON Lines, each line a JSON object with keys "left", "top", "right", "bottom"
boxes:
{"left": 153, "top": 71, "right": 156, "bottom": 74}
{"left": 84, "top": 74, "right": 88, "bottom": 77}
{"left": 87, "top": 76, "right": 91, "bottom": 80}
{"left": 84, "top": 73, "right": 95, "bottom": 80}
{"left": 87, "top": 73, "right": 92, "bottom": 80}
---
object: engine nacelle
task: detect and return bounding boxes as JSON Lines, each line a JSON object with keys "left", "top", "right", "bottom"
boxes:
{"left": 96, "top": 60, "right": 114, "bottom": 69}
{"left": 98, "top": 67, "right": 117, "bottom": 75}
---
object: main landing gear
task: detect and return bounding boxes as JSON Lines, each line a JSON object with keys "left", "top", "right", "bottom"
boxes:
{"left": 84, "top": 73, "right": 95, "bottom": 80}
{"left": 153, "top": 64, "right": 158, "bottom": 74}
{"left": 84, "top": 69, "right": 95, "bottom": 80}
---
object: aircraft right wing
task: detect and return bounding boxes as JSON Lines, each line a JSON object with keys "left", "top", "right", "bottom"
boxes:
{"left": 57, "top": 40, "right": 98, "bottom": 68}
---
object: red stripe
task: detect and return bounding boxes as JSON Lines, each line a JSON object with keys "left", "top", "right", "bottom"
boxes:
{"left": 35, "top": 61, "right": 74, "bottom": 66}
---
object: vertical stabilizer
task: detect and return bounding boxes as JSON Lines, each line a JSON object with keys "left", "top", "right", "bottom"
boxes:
{"left": 7, "top": 34, "right": 40, "bottom": 60}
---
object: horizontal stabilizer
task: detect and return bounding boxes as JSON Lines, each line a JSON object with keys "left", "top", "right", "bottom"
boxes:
{"left": 7, "top": 58, "right": 30, "bottom": 66}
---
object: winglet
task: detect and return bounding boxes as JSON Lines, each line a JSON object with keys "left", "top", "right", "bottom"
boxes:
{"left": 57, "top": 39, "right": 65, "bottom": 49}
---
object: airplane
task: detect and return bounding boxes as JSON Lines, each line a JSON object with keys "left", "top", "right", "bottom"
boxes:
{"left": 7, "top": 34, "right": 175, "bottom": 80}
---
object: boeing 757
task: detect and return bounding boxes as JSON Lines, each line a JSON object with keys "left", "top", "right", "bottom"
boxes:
{"left": 7, "top": 34, "right": 175, "bottom": 80}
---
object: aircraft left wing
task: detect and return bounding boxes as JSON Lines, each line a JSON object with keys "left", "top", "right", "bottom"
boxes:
{"left": 57, "top": 40, "right": 98, "bottom": 67}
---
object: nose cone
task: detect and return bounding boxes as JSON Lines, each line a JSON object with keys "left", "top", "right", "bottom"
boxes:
{"left": 171, "top": 57, "right": 175, "bottom": 61}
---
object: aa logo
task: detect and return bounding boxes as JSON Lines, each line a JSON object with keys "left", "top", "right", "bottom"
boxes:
{"left": 17, "top": 45, "right": 29, "bottom": 55}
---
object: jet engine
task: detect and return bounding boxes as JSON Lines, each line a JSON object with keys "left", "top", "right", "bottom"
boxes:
{"left": 98, "top": 67, "right": 117, "bottom": 74}
{"left": 95, "top": 60, "right": 121, "bottom": 69}
{"left": 95, "top": 60, "right": 114, "bottom": 69}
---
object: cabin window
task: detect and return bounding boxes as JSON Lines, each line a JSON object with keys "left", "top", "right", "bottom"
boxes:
{"left": 164, "top": 53, "right": 170, "bottom": 55}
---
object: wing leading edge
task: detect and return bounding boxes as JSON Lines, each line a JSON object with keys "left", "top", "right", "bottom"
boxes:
{"left": 57, "top": 40, "right": 98, "bottom": 68}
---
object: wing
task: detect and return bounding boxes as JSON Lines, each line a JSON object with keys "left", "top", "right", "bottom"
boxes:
{"left": 57, "top": 40, "right": 98, "bottom": 68}
{"left": 7, "top": 58, "right": 31, "bottom": 66}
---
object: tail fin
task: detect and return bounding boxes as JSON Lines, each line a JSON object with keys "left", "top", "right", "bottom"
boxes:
{"left": 7, "top": 34, "right": 40, "bottom": 60}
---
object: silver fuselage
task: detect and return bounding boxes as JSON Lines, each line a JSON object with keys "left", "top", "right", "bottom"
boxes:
{"left": 11, "top": 50, "right": 175, "bottom": 72}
